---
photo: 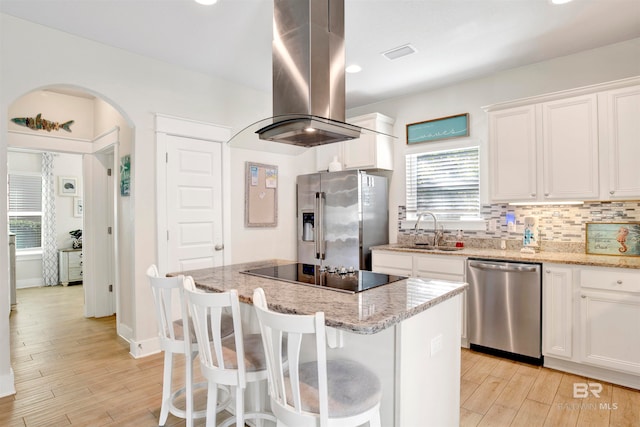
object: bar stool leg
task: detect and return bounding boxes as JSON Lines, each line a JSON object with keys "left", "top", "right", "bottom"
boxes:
{"left": 205, "top": 381, "right": 218, "bottom": 427}
{"left": 159, "top": 351, "right": 173, "bottom": 426}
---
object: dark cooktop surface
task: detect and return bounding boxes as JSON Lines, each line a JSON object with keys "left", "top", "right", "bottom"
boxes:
{"left": 240, "top": 263, "right": 406, "bottom": 294}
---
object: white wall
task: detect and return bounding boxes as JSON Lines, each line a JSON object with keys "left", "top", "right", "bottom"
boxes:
{"left": 347, "top": 38, "right": 640, "bottom": 243}
{"left": 0, "top": 13, "right": 309, "bottom": 395}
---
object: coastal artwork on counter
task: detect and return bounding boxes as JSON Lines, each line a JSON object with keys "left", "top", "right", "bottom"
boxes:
{"left": 406, "top": 113, "right": 469, "bottom": 144}
{"left": 586, "top": 222, "right": 640, "bottom": 256}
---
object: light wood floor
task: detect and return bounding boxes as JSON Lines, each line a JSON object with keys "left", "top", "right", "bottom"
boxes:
{"left": 2, "top": 285, "right": 638, "bottom": 426}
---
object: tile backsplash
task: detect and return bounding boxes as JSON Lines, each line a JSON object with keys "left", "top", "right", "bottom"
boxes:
{"left": 398, "top": 201, "right": 640, "bottom": 253}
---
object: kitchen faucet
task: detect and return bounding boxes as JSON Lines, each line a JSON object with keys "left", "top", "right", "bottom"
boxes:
{"left": 414, "top": 211, "right": 442, "bottom": 246}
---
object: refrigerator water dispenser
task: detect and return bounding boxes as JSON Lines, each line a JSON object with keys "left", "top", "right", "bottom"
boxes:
{"left": 302, "top": 212, "right": 314, "bottom": 241}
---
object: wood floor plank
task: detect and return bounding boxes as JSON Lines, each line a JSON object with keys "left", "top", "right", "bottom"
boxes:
{"left": 511, "top": 399, "right": 550, "bottom": 427}
{"left": 493, "top": 370, "right": 536, "bottom": 410}
{"left": 462, "top": 375, "right": 509, "bottom": 415}
{"left": 527, "top": 368, "right": 563, "bottom": 405}
{"left": 610, "top": 386, "right": 640, "bottom": 427}
{"left": 477, "top": 403, "right": 517, "bottom": 427}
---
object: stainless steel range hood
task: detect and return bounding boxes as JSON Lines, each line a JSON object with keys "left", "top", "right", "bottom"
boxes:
{"left": 255, "top": 0, "right": 361, "bottom": 147}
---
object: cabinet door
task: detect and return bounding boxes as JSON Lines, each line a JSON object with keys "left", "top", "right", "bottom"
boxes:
{"left": 579, "top": 290, "right": 640, "bottom": 374}
{"left": 542, "top": 265, "right": 574, "bottom": 359}
{"left": 605, "top": 85, "right": 640, "bottom": 199}
{"left": 315, "top": 142, "right": 342, "bottom": 172}
{"left": 488, "top": 106, "right": 537, "bottom": 202}
{"left": 542, "top": 94, "right": 599, "bottom": 200}
{"left": 371, "top": 251, "right": 413, "bottom": 276}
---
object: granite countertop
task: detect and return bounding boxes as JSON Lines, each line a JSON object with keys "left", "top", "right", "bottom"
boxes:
{"left": 171, "top": 259, "right": 468, "bottom": 335}
{"left": 372, "top": 244, "right": 640, "bottom": 269}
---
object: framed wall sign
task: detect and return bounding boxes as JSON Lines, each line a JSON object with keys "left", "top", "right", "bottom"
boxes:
{"left": 585, "top": 222, "right": 640, "bottom": 256}
{"left": 245, "top": 162, "right": 278, "bottom": 227}
{"left": 120, "top": 155, "right": 131, "bottom": 196}
{"left": 406, "top": 113, "right": 469, "bottom": 144}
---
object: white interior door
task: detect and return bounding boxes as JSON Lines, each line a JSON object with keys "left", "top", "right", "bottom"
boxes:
{"left": 166, "top": 135, "right": 224, "bottom": 272}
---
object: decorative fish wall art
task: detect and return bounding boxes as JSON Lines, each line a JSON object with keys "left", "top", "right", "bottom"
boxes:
{"left": 11, "top": 113, "right": 74, "bottom": 132}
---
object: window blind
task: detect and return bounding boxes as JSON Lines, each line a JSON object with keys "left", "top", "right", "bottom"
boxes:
{"left": 406, "top": 146, "right": 480, "bottom": 219}
{"left": 8, "top": 174, "right": 43, "bottom": 250}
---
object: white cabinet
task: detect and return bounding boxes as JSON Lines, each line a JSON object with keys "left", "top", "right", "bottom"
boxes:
{"left": 488, "top": 105, "right": 537, "bottom": 202}
{"left": 578, "top": 267, "right": 640, "bottom": 374}
{"left": 316, "top": 113, "right": 395, "bottom": 171}
{"left": 59, "top": 248, "right": 83, "bottom": 285}
{"left": 601, "top": 85, "right": 640, "bottom": 200}
{"left": 541, "top": 94, "right": 599, "bottom": 200}
{"left": 488, "top": 94, "right": 599, "bottom": 202}
{"left": 542, "top": 265, "right": 574, "bottom": 359}
{"left": 372, "top": 250, "right": 468, "bottom": 345}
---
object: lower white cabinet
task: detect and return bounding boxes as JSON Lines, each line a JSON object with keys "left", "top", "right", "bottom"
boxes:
{"left": 372, "top": 250, "right": 467, "bottom": 345}
{"left": 59, "top": 248, "right": 83, "bottom": 285}
{"left": 578, "top": 267, "right": 640, "bottom": 375}
{"left": 542, "top": 265, "right": 574, "bottom": 359}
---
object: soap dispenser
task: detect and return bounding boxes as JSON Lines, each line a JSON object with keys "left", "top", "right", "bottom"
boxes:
{"left": 455, "top": 229, "right": 464, "bottom": 248}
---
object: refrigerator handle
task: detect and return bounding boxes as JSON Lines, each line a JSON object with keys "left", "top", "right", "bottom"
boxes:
{"left": 318, "top": 192, "right": 326, "bottom": 260}
{"left": 315, "top": 192, "right": 321, "bottom": 259}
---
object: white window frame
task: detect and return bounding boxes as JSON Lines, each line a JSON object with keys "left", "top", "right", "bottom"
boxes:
{"left": 8, "top": 172, "right": 44, "bottom": 253}
{"left": 403, "top": 140, "right": 485, "bottom": 231}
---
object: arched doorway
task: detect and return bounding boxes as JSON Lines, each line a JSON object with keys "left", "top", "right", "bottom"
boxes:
{"left": 7, "top": 84, "right": 133, "bottom": 334}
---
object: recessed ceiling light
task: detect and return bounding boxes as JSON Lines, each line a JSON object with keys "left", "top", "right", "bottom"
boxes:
{"left": 381, "top": 44, "right": 417, "bottom": 61}
{"left": 345, "top": 64, "right": 362, "bottom": 74}
{"left": 195, "top": 0, "right": 218, "bottom": 5}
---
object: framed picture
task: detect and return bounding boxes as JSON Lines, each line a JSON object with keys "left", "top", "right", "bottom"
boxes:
{"left": 585, "top": 222, "right": 640, "bottom": 256}
{"left": 406, "top": 113, "right": 469, "bottom": 144}
{"left": 59, "top": 176, "right": 78, "bottom": 196}
{"left": 245, "top": 162, "right": 278, "bottom": 227}
{"left": 73, "top": 197, "right": 83, "bottom": 217}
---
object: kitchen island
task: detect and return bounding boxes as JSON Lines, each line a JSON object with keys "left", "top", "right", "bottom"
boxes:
{"left": 173, "top": 259, "right": 468, "bottom": 427}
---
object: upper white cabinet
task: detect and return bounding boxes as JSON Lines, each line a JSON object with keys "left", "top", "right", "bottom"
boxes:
{"left": 488, "top": 105, "right": 537, "bottom": 201}
{"left": 316, "top": 113, "right": 395, "bottom": 171}
{"left": 487, "top": 78, "right": 640, "bottom": 203}
{"left": 541, "top": 95, "right": 599, "bottom": 200}
{"left": 488, "top": 94, "right": 599, "bottom": 203}
{"left": 600, "top": 85, "right": 640, "bottom": 200}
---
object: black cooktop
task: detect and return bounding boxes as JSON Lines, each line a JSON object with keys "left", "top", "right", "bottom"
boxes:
{"left": 240, "top": 263, "right": 406, "bottom": 294}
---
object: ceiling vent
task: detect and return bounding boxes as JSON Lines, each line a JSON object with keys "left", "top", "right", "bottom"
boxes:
{"left": 382, "top": 44, "right": 417, "bottom": 61}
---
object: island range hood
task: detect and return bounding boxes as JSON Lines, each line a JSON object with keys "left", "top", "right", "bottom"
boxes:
{"left": 255, "top": 0, "right": 361, "bottom": 147}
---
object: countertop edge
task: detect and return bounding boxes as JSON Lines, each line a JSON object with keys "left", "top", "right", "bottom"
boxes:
{"left": 371, "top": 244, "right": 640, "bottom": 269}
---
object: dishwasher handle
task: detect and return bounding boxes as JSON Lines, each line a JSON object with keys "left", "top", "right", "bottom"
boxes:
{"left": 468, "top": 260, "right": 539, "bottom": 273}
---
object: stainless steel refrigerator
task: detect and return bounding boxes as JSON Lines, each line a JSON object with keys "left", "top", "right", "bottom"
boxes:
{"left": 297, "top": 170, "right": 388, "bottom": 271}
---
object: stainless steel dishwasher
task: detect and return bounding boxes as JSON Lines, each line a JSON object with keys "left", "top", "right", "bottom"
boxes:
{"left": 466, "top": 258, "right": 542, "bottom": 364}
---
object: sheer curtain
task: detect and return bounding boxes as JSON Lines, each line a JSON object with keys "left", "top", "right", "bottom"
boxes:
{"left": 41, "top": 152, "right": 58, "bottom": 286}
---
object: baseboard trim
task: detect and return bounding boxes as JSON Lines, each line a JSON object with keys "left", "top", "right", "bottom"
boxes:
{"left": 129, "top": 336, "right": 161, "bottom": 359}
{"left": 545, "top": 357, "right": 640, "bottom": 390}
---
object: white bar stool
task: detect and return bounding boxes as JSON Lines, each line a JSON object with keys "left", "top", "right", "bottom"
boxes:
{"left": 253, "top": 287, "right": 382, "bottom": 427}
{"left": 147, "top": 265, "right": 232, "bottom": 426}
{"left": 184, "top": 278, "right": 277, "bottom": 427}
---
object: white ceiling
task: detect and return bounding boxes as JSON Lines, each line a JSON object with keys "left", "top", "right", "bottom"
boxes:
{"left": 2, "top": 0, "right": 639, "bottom": 109}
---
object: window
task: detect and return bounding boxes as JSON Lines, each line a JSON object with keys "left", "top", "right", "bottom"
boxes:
{"left": 406, "top": 146, "right": 480, "bottom": 219}
{"left": 8, "top": 173, "right": 43, "bottom": 250}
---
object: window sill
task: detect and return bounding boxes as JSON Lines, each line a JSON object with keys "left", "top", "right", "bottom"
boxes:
{"left": 400, "top": 218, "right": 487, "bottom": 232}
{"left": 16, "top": 249, "right": 43, "bottom": 261}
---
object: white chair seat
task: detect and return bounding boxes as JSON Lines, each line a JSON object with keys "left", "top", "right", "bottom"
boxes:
{"left": 286, "top": 359, "right": 381, "bottom": 418}
{"left": 173, "top": 314, "right": 234, "bottom": 342}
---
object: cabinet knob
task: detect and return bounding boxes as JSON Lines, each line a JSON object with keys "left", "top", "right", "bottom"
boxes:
{"left": 616, "top": 280, "right": 623, "bottom": 285}
{"left": 581, "top": 295, "right": 586, "bottom": 299}
{"left": 544, "top": 193, "right": 549, "bottom": 197}
{"left": 545, "top": 269, "right": 550, "bottom": 273}
{"left": 530, "top": 193, "right": 536, "bottom": 198}
{"left": 610, "top": 190, "right": 615, "bottom": 195}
